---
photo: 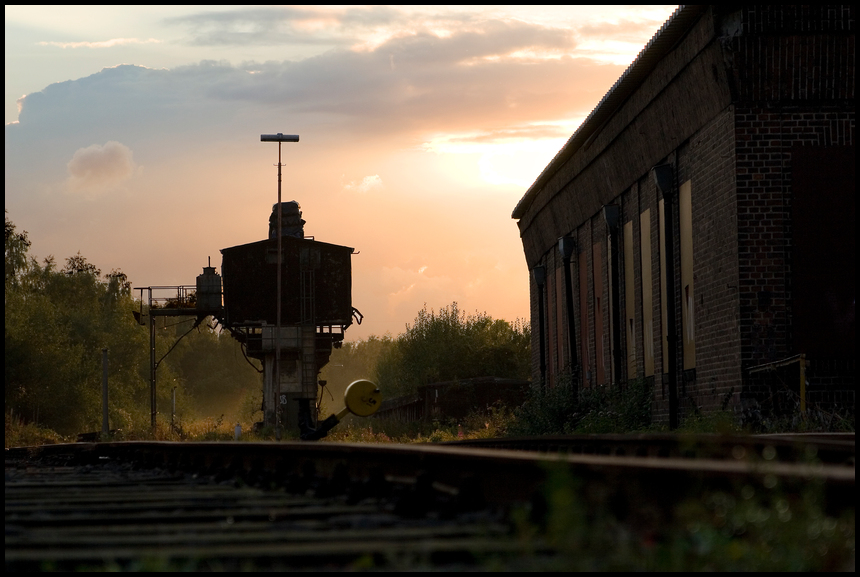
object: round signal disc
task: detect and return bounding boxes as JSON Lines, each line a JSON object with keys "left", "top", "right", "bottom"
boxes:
{"left": 343, "top": 380, "right": 382, "bottom": 417}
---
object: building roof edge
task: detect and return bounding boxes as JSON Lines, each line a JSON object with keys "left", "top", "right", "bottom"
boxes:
{"left": 511, "top": 5, "right": 708, "bottom": 220}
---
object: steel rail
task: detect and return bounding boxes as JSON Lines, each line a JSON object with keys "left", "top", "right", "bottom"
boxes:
{"left": 7, "top": 437, "right": 854, "bottom": 570}
{"left": 441, "top": 432, "right": 855, "bottom": 466}
{"left": 9, "top": 439, "right": 854, "bottom": 504}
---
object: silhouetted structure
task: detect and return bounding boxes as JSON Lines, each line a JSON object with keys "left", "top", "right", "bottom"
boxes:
{"left": 512, "top": 5, "right": 855, "bottom": 425}
{"left": 221, "top": 205, "right": 356, "bottom": 431}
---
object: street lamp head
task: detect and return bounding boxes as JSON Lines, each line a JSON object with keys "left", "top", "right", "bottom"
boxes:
{"left": 261, "top": 133, "right": 300, "bottom": 142}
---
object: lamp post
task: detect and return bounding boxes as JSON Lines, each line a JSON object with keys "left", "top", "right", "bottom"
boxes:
{"left": 261, "top": 133, "right": 299, "bottom": 435}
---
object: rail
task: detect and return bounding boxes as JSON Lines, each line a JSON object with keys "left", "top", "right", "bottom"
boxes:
{"left": 6, "top": 434, "right": 855, "bottom": 570}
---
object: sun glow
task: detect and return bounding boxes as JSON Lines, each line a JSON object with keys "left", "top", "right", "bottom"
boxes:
{"left": 421, "top": 122, "right": 583, "bottom": 188}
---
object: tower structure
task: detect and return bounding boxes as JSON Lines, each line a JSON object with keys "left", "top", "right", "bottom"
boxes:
{"left": 220, "top": 202, "right": 355, "bottom": 432}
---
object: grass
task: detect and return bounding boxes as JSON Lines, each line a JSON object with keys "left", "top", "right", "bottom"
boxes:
{"left": 6, "top": 376, "right": 854, "bottom": 448}
{"left": 502, "top": 461, "right": 855, "bottom": 571}
{"left": 5, "top": 414, "right": 66, "bottom": 448}
{"left": 324, "top": 403, "right": 516, "bottom": 443}
{"left": 3, "top": 412, "right": 282, "bottom": 447}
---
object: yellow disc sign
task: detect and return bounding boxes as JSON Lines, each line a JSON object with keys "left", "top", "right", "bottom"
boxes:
{"left": 343, "top": 380, "right": 382, "bottom": 417}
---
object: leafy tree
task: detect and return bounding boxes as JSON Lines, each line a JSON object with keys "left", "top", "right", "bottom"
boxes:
{"left": 319, "top": 334, "right": 396, "bottom": 409}
{"left": 374, "top": 302, "right": 530, "bottom": 398}
{"left": 4, "top": 213, "right": 259, "bottom": 436}
{"left": 5, "top": 210, "right": 31, "bottom": 286}
{"left": 169, "top": 319, "right": 262, "bottom": 419}
{"left": 5, "top": 234, "right": 153, "bottom": 434}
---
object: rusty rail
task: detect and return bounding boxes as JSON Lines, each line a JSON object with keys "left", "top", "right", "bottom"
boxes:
{"left": 6, "top": 436, "right": 855, "bottom": 570}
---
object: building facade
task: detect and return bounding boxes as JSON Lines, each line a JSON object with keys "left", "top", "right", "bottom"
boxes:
{"left": 512, "top": 5, "right": 855, "bottom": 424}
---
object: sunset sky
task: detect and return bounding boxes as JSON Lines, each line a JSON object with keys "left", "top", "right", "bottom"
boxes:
{"left": 5, "top": 5, "right": 678, "bottom": 340}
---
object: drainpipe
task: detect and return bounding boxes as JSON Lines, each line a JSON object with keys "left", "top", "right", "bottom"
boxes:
{"left": 532, "top": 265, "right": 547, "bottom": 387}
{"left": 603, "top": 205, "right": 623, "bottom": 386}
{"left": 558, "top": 236, "right": 578, "bottom": 392}
{"left": 653, "top": 163, "right": 679, "bottom": 429}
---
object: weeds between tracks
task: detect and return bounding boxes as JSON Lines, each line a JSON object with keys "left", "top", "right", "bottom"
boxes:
{"left": 505, "top": 463, "right": 855, "bottom": 571}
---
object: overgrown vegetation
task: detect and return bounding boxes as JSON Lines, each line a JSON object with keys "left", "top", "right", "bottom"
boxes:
{"left": 5, "top": 212, "right": 262, "bottom": 443}
{"left": 318, "top": 335, "right": 395, "bottom": 408}
{"left": 738, "top": 394, "right": 855, "bottom": 434}
{"left": 373, "top": 303, "right": 530, "bottom": 398}
{"left": 4, "top": 414, "right": 65, "bottom": 448}
{"left": 509, "top": 464, "right": 855, "bottom": 571}
{"left": 509, "top": 376, "right": 653, "bottom": 436}
{"left": 324, "top": 403, "right": 516, "bottom": 444}
{"left": 332, "top": 368, "right": 853, "bottom": 442}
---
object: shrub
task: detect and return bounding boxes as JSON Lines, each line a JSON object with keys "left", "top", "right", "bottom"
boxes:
{"left": 512, "top": 463, "right": 855, "bottom": 570}
{"left": 509, "top": 376, "right": 652, "bottom": 436}
{"left": 375, "top": 303, "right": 530, "bottom": 398}
{"left": 5, "top": 412, "right": 65, "bottom": 448}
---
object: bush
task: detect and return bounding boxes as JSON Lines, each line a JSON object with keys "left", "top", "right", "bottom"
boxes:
{"left": 5, "top": 213, "right": 262, "bottom": 439}
{"left": 511, "top": 463, "right": 855, "bottom": 570}
{"left": 509, "top": 376, "right": 652, "bottom": 436}
{"left": 508, "top": 376, "right": 581, "bottom": 436}
{"left": 375, "top": 303, "right": 530, "bottom": 398}
{"left": 324, "top": 403, "right": 517, "bottom": 443}
{"left": 574, "top": 378, "right": 652, "bottom": 434}
{"left": 5, "top": 412, "right": 65, "bottom": 448}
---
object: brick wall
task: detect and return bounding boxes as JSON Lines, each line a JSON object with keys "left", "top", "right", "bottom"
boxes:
{"left": 726, "top": 5, "right": 855, "bottom": 414}
{"left": 734, "top": 107, "right": 855, "bottom": 363}
{"left": 519, "top": 6, "right": 854, "bottom": 424}
{"left": 740, "top": 5, "right": 855, "bottom": 34}
{"left": 735, "top": 108, "right": 855, "bottom": 412}
{"left": 533, "top": 105, "right": 740, "bottom": 423}
{"left": 577, "top": 218, "right": 595, "bottom": 387}
{"left": 676, "top": 108, "right": 741, "bottom": 415}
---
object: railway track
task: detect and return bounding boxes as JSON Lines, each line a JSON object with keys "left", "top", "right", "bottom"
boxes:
{"left": 443, "top": 432, "right": 856, "bottom": 465}
{"left": 6, "top": 460, "right": 510, "bottom": 570}
{"left": 6, "top": 434, "right": 855, "bottom": 570}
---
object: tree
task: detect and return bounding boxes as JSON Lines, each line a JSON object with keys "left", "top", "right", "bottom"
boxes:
{"left": 5, "top": 213, "right": 265, "bottom": 436}
{"left": 5, "top": 215, "right": 166, "bottom": 434}
{"left": 319, "top": 334, "right": 396, "bottom": 408}
{"left": 374, "top": 302, "right": 530, "bottom": 397}
{"left": 169, "top": 319, "right": 263, "bottom": 419}
{"left": 5, "top": 210, "right": 32, "bottom": 286}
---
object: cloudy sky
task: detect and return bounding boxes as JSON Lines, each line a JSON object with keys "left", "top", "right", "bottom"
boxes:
{"left": 5, "top": 5, "right": 677, "bottom": 340}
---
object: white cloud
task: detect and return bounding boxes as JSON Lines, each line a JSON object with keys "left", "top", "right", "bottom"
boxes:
{"left": 66, "top": 141, "right": 138, "bottom": 197}
{"left": 344, "top": 174, "right": 383, "bottom": 194}
{"left": 38, "top": 38, "right": 161, "bottom": 49}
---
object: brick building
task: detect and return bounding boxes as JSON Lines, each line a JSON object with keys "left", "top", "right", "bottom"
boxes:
{"left": 512, "top": 5, "right": 855, "bottom": 425}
